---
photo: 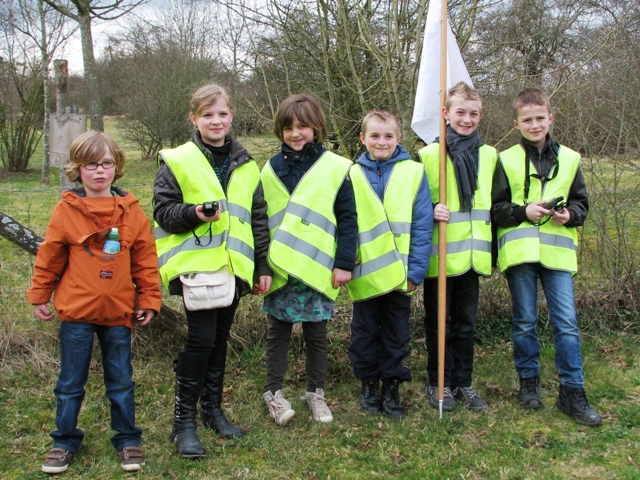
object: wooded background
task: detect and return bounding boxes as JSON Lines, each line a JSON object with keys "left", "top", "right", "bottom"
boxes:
{"left": 2, "top": 0, "right": 640, "bottom": 326}
{"left": 2, "top": 0, "right": 639, "bottom": 160}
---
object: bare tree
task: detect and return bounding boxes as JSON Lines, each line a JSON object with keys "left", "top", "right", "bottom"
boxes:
{"left": 98, "top": 0, "right": 231, "bottom": 157}
{"left": 42, "top": 0, "right": 145, "bottom": 132}
{"left": 1, "top": 0, "right": 76, "bottom": 182}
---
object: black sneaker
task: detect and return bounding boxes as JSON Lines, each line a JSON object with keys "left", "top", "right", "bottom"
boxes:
{"left": 556, "top": 385, "right": 602, "bottom": 426}
{"left": 360, "top": 381, "right": 382, "bottom": 414}
{"left": 453, "top": 386, "right": 488, "bottom": 411}
{"left": 119, "top": 446, "right": 145, "bottom": 472}
{"left": 518, "top": 376, "right": 543, "bottom": 409}
{"left": 42, "top": 448, "right": 73, "bottom": 474}
{"left": 426, "top": 385, "right": 457, "bottom": 411}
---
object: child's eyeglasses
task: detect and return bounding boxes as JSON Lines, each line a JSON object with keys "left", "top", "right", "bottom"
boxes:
{"left": 81, "top": 160, "right": 116, "bottom": 170}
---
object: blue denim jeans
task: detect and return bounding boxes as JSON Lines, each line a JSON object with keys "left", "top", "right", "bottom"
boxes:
{"left": 506, "top": 263, "right": 584, "bottom": 388}
{"left": 51, "top": 322, "right": 142, "bottom": 453}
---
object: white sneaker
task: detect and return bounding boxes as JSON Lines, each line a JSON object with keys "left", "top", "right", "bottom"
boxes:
{"left": 263, "top": 390, "right": 295, "bottom": 426}
{"left": 301, "top": 388, "right": 333, "bottom": 423}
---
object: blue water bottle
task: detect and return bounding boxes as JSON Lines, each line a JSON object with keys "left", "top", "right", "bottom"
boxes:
{"left": 103, "top": 227, "right": 121, "bottom": 254}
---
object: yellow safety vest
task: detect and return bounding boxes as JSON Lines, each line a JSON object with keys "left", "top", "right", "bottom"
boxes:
{"left": 155, "top": 142, "right": 257, "bottom": 288}
{"left": 347, "top": 161, "right": 423, "bottom": 300}
{"left": 420, "top": 143, "right": 497, "bottom": 277}
{"left": 261, "top": 151, "right": 352, "bottom": 300}
{"left": 497, "top": 144, "right": 581, "bottom": 273}
{"left": 226, "top": 162, "right": 261, "bottom": 288}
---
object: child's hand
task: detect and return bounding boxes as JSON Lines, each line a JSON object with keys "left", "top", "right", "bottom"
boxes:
{"left": 434, "top": 204, "right": 450, "bottom": 222}
{"left": 332, "top": 268, "right": 352, "bottom": 288}
{"left": 195, "top": 204, "right": 221, "bottom": 223}
{"left": 525, "top": 201, "right": 552, "bottom": 223}
{"left": 34, "top": 304, "right": 55, "bottom": 321}
{"left": 552, "top": 207, "right": 571, "bottom": 226}
{"left": 407, "top": 280, "right": 418, "bottom": 292}
{"left": 252, "top": 275, "right": 272, "bottom": 294}
{"left": 134, "top": 309, "right": 156, "bottom": 326}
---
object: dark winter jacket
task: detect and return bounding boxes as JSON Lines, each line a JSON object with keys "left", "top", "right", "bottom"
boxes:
{"left": 269, "top": 142, "right": 357, "bottom": 271}
{"left": 491, "top": 135, "right": 589, "bottom": 228}
{"left": 355, "top": 146, "right": 433, "bottom": 284}
{"left": 154, "top": 132, "right": 271, "bottom": 294}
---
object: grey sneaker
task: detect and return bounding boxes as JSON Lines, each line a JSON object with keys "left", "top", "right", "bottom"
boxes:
{"left": 453, "top": 386, "right": 488, "bottom": 411}
{"left": 426, "top": 385, "right": 457, "bottom": 411}
{"left": 42, "top": 448, "right": 73, "bottom": 474}
{"left": 119, "top": 446, "right": 145, "bottom": 472}
{"left": 263, "top": 390, "right": 295, "bottom": 426}
{"left": 301, "top": 388, "right": 333, "bottom": 423}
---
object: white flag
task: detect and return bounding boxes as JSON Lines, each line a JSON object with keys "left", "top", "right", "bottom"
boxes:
{"left": 411, "top": 0, "right": 473, "bottom": 144}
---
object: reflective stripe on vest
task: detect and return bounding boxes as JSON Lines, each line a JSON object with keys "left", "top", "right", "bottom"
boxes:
{"left": 347, "top": 164, "right": 408, "bottom": 300}
{"left": 226, "top": 162, "right": 261, "bottom": 286}
{"left": 261, "top": 151, "right": 352, "bottom": 300}
{"left": 497, "top": 144, "right": 580, "bottom": 273}
{"left": 155, "top": 142, "right": 229, "bottom": 288}
{"left": 420, "top": 143, "right": 497, "bottom": 277}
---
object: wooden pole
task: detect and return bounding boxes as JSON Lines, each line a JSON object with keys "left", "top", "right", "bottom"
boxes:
{"left": 437, "top": 0, "right": 448, "bottom": 420}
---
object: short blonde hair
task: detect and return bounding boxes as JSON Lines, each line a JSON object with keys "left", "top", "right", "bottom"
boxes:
{"left": 190, "top": 83, "right": 233, "bottom": 118}
{"left": 513, "top": 88, "right": 551, "bottom": 119}
{"left": 66, "top": 131, "right": 125, "bottom": 182}
{"left": 445, "top": 82, "right": 482, "bottom": 111}
{"left": 361, "top": 109, "right": 402, "bottom": 136}
{"left": 273, "top": 94, "right": 328, "bottom": 144}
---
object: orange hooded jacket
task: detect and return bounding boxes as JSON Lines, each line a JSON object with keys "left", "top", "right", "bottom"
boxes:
{"left": 27, "top": 187, "right": 162, "bottom": 328}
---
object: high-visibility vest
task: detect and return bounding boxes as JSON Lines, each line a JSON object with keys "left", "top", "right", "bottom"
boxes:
{"left": 420, "top": 143, "right": 497, "bottom": 277}
{"left": 347, "top": 161, "right": 423, "bottom": 300}
{"left": 261, "top": 151, "right": 352, "bottom": 300}
{"left": 154, "top": 142, "right": 230, "bottom": 288}
{"left": 225, "top": 161, "right": 261, "bottom": 287}
{"left": 497, "top": 144, "right": 581, "bottom": 273}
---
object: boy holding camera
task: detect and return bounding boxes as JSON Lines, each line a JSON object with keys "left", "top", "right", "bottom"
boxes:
{"left": 491, "top": 88, "right": 601, "bottom": 426}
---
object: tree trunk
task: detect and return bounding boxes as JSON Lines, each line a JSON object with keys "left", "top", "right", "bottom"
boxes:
{"left": 78, "top": 11, "right": 104, "bottom": 131}
{"left": 40, "top": 0, "right": 51, "bottom": 186}
{"left": 0, "top": 212, "right": 43, "bottom": 255}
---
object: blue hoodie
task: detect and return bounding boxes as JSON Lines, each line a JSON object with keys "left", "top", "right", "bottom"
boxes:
{"left": 355, "top": 146, "right": 433, "bottom": 284}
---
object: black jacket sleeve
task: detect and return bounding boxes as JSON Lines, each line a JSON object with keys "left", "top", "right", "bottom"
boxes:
{"left": 153, "top": 160, "right": 201, "bottom": 233}
{"left": 250, "top": 180, "right": 272, "bottom": 278}
{"left": 333, "top": 174, "right": 357, "bottom": 271}
{"left": 564, "top": 166, "right": 589, "bottom": 227}
{"left": 491, "top": 160, "right": 527, "bottom": 228}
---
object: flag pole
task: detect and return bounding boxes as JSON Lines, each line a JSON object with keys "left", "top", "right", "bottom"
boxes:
{"left": 437, "top": 0, "right": 448, "bottom": 420}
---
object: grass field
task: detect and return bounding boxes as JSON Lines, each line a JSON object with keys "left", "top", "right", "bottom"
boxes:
{"left": 1, "top": 122, "right": 639, "bottom": 479}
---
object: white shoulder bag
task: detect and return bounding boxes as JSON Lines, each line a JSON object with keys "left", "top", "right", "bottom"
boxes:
{"left": 180, "top": 267, "right": 235, "bottom": 310}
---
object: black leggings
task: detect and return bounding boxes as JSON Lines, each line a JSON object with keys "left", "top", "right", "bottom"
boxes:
{"left": 182, "top": 295, "right": 241, "bottom": 369}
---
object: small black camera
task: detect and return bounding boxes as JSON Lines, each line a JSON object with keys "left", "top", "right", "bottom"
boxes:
{"left": 202, "top": 201, "right": 219, "bottom": 216}
{"left": 541, "top": 196, "right": 566, "bottom": 211}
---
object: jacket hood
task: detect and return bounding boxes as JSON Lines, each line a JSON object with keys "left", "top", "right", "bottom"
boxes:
{"left": 355, "top": 145, "right": 412, "bottom": 169}
{"left": 62, "top": 186, "right": 138, "bottom": 208}
{"left": 61, "top": 187, "right": 140, "bottom": 237}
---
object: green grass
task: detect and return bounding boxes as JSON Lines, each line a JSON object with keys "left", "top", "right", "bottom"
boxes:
{"left": 2, "top": 329, "right": 640, "bottom": 479}
{"left": 1, "top": 126, "right": 640, "bottom": 478}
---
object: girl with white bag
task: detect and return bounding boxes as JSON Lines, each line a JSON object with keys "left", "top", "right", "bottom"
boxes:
{"left": 153, "top": 84, "right": 271, "bottom": 458}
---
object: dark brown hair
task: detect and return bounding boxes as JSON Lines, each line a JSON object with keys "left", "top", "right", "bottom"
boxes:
{"left": 273, "top": 94, "right": 327, "bottom": 143}
{"left": 513, "top": 88, "right": 551, "bottom": 119}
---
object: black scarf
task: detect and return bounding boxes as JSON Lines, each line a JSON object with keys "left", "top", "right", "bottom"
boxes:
{"left": 444, "top": 124, "right": 481, "bottom": 212}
